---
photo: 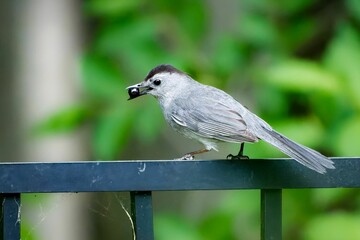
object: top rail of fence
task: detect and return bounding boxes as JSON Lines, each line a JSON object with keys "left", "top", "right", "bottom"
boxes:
{"left": 0, "top": 158, "right": 359, "bottom": 193}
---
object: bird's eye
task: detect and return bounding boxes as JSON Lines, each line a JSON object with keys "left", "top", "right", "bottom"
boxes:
{"left": 153, "top": 79, "right": 161, "bottom": 86}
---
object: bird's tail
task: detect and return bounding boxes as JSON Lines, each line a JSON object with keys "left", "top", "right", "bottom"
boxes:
{"left": 260, "top": 128, "right": 335, "bottom": 174}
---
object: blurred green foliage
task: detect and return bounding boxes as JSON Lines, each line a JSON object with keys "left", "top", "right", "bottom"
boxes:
{"left": 35, "top": 0, "right": 360, "bottom": 239}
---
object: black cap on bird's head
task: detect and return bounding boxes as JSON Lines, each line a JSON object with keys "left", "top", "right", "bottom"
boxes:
{"left": 144, "top": 64, "right": 183, "bottom": 81}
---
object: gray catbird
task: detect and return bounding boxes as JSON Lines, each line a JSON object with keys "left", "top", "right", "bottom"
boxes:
{"left": 127, "top": 64, "right": 334, "bottom": 174}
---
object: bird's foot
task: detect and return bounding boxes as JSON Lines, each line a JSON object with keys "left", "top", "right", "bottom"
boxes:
{"left": 176, "top": 154, "right": 194, "bottom": 160}
{"left": 227, "top": 143, "right": 249, "bottom": 160}
{"left": 226, "top": 153, "right": 249, "bottom": 160}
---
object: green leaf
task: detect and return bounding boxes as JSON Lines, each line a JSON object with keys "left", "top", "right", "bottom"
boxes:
{"left": 85, "top": 0, "right": 143, "bottom": 16}
{"left": 199, "top": 212, "right": 236, "bottom": 240}
{"left": 323, "top": 24, "right": 360, "bottom": 108}
{"left": 134, "top": 101, "right": 164, "bottom": 143}
{"left": 155, "top": 213, "right": 200, "bottom": 240}
{"left": 212, "top": 35, "right": 246, "bottom": 76}
{"left": 176, "top": 1, "right": 206, "bottom": 42}
{"left": 237, "top": 13, "right": 278, "bottom": 48}
{"left": 271, "top": 0, "right": 314, "bottom": 14}
{"left": 346, "top": 0, "right": 360, "bottom": 23}
{"left": 96, "top": 18, "right": 158, "bottom": 55}
{"left": 92, "top": 105, "right": 134, "bottom": 159}
{"left": 335, "top": 115, "right": 360, "bottom": 156}
{"left": 312, "top": 189, "right": 355, "bottom": 209}
{"left": 82, "top": 54, "right": 126, "bottom": 99}
{"left": 22, "top": 222, "right": 38, "bottom": 240}
{"left": 213, "top": 191, "right": 260, "bottom": 240}
{"left": 263, "top": 60, "right": 341, "bottom": 94}
{"left": 283, "top": 18, "right": 316, "bottom": 51}
{"left": 21, "top": 193, "right": 49, "bottom": 205}
{"left": 33, "top": 105, "right": 91, "bottom": 135}
{"left": 283, "top": 189, "right": 313, "bottom": 231}
{"left": 154, "top": 0, "right": 206, "bottom": 42}
{"left": 304, "top": 212, "right": 360, "bottom": 240}
{"left": 95, "top": 18, "right": 169, "bottom": 78}
{"left": 219, "top": 190, "right": 259, "bottom": 214}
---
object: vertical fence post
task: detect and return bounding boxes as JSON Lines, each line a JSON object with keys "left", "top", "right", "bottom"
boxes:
{"left": 261, "top": 189, "right": 282, "bottom": 240}
{"left": 1, "top": 194, "right": 21, "bottom": 240}
{"left": 130, "top": 191, "right": 154, "bottom": 240}
{"left": 0, "top": 195, "right": 2, "bottom": 240}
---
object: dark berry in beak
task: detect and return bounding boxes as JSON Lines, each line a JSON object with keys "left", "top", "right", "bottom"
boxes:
{"left": 128, "top": 87, "right": 140, "bottom": 100}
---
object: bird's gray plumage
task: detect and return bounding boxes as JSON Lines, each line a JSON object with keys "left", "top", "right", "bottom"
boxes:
{"left": 166, "top": 84, "right": 259, "bottom": 144}
{"left": 127, "top": 64, "right": 335, "bottom": 174}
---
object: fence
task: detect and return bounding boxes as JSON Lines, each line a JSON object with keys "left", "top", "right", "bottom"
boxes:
{"left": 1, "top": 158, "right": 359, "bottom": 240}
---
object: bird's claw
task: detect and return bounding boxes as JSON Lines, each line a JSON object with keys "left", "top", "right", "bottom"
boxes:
{"left": 176, "top": 154, "right": 194, "bottom": 160}
{"left": 226, "top": 154, "right": 249, "bottom": 160}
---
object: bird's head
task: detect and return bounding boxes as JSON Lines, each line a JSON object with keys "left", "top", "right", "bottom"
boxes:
{"left": 127, "top": 64, "right": 190, "bottom": 100}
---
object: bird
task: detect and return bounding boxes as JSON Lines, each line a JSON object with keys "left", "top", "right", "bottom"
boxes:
{"left": 127, "top": 64, "right": 335, "bottom": 174}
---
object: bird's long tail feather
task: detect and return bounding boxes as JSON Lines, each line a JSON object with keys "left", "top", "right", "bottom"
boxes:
{"left": 261, "top": 128, "right": 334, "bottom": 174}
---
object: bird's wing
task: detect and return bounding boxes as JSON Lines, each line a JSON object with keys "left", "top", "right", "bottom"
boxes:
{"left": 170, "top": 90, "right": 259, "bottom": 143}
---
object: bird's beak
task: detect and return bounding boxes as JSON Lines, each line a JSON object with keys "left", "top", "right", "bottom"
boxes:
{"left": 126, "top": 82, "right": 153, "bottom": 100}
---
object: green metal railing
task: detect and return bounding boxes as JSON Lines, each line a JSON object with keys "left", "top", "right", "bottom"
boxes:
{"left": 1, "top": 158, "right": 359, "bottom": 240}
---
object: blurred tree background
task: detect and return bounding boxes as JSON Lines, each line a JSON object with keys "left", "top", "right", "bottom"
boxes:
{"left": 32, "top": 0, "right": 360, "bottom": 239}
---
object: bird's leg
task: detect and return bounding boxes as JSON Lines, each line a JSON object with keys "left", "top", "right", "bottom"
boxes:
{"left": 227, "top": 143, "right": 249, "bottom": 160}
{"left": 179, "top": 149, "right": 209, "bottom": 160}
